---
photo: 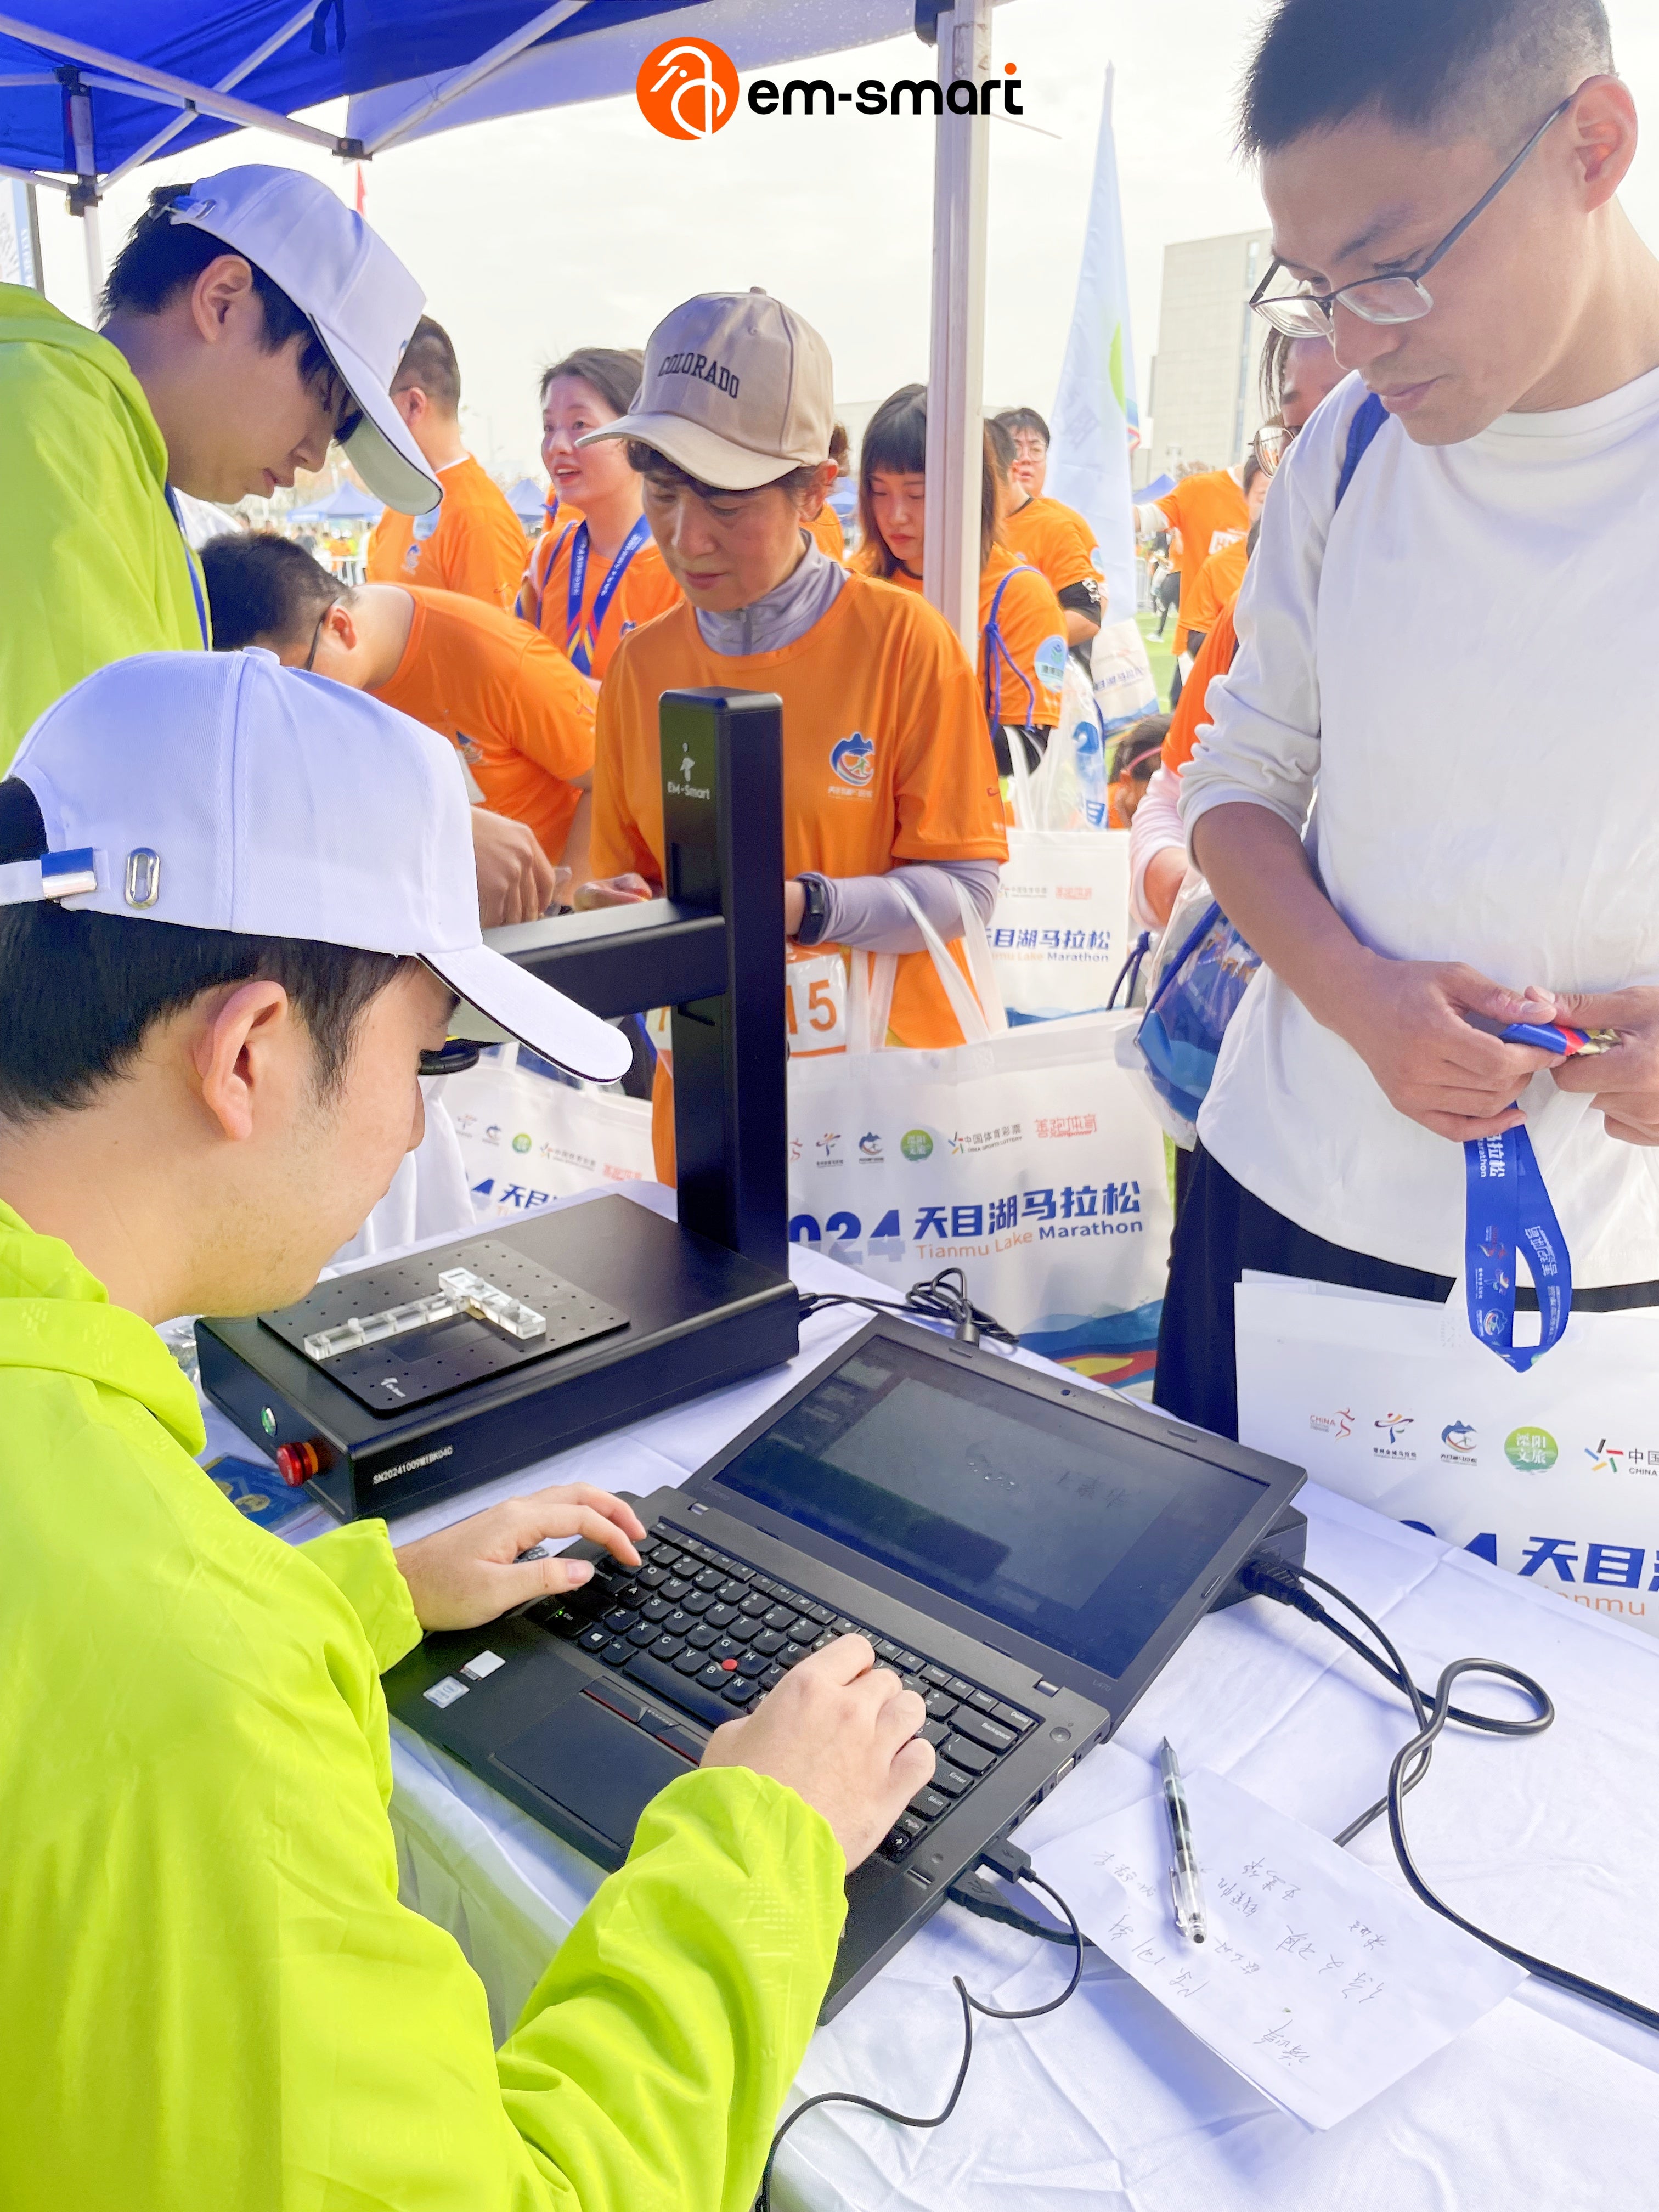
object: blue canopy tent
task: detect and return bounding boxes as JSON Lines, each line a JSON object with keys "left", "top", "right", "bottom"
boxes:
{"left": 505, "top": 474, "right": 548, "bottom": 529}
{"left": 287, "top": 478, "right": 384, "bottom": 525}
{"left": 1141, "top": 471, "right": 1175, "bottom": 501}
{"left": 0, "top": 0, "right": 1003, "bottom": 646}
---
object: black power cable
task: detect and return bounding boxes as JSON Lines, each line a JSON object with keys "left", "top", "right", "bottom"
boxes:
{"left": 756, "top": 1847, "right": 1084, "bottom": 2211}
{"left": 1239, "top": 1550, "right": 1659, "bottom": 2034}
{"left": 797, "top": 1264, "right": 1020, "bottom": 1351}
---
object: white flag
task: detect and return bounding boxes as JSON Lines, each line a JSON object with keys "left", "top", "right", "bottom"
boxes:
{"left": 1046, "top": 65, "right": 1141, "bottom": 631}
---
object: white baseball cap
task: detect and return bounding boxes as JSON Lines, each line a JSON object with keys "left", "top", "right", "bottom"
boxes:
{"left": 2, "top": 652, "right": 630, "bottom": 1084}
{"left": 581, "top": 287, "right": 833, "bottom": 490}
{"left": 167, "top": 165, "right": 441, "bottom": 516}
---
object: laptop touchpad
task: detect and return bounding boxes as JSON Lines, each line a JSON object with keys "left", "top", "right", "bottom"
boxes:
{"left": 493, "top": 1695, "right": 692, "bottom": 1849}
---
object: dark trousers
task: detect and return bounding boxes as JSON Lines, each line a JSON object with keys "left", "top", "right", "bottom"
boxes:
{"left": 1154, "top": 1143, "right": 1659, "bottom": 1441}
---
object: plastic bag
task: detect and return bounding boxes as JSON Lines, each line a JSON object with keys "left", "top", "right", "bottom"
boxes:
{"left": 1090, "top": 613, "right": 1159, "bottom": 739}
{"left": 1132, "top": 874, "right": 1260, "bottom": 1133}
{"left": 1011, "top": 658, "right": 1108, "bottom": 831}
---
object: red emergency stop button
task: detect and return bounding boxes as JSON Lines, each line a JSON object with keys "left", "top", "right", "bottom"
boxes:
{"left": 275, "top": 1440, "right": 321, "bottom": 1487}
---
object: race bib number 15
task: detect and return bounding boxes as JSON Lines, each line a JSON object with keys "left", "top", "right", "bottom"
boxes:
{"left": 785, "top": 952, "right": 848, "bottom": 1054}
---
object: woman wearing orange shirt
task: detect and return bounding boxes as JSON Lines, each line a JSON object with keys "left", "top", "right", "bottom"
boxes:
{"left": 855, "top": 385, "right": 1069, "bottom": 775}
{"left": 805, "top": 422, "right": 850, "bottom": 561}
{"left": 517, "top": 348, "right": 681, "bottom": 682}
{"left": 575, "top": 292, "right": 1007, "bottom": 1182}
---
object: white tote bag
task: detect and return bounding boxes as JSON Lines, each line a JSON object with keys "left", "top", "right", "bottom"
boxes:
{"left": 788, "top": 885, "right": 1171, "bottom": 1357}
{"left": 442, "top": 1044, "right": 655, "bottom": 1219}
{"left": 1090, "top": 612, "right": 1159, "bottom": 736}
{"left": 1235, "top": 1273, "right": 1659, "bottom": 1639}
{"left": 991, "top": 727, "right": 1132, "bottom": 1025}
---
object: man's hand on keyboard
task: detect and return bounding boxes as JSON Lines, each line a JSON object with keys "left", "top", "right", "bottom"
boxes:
{"left": 701, "top": 1634, "right": 933, "bottom": 1869}
{"left": 392, "top": 1484, "right": 645, "bottom": 1632}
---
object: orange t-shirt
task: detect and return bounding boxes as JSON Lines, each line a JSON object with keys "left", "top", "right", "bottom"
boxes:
{"left": 1162, "top": 595, "right": 1240, "bottom": 777}
{"left": 1000, "top": 494, "right": 1102, "bottom": 605}
{"left": 1180, "top": 535, "right": 1248, "bottom": 648}
{"left": 365, "top": 454, "right": 531, "bottom": 615}
{"left": 806, "top": 504, "right": 846, "bottom": 562}
{"left": 370, "top": 586, "right": 596, "bottom": 865}
{"left": 1152, "top": 467, "right": 1249, "bottom": 653}
{"left": 596, "top": 569, "right": 1005, "bottom": 1015}
{"left": 517, "top": 518, "right": 682, "bottom": 682}
{"left": 871, "top": 548, "right": 1069, "bottom": 731}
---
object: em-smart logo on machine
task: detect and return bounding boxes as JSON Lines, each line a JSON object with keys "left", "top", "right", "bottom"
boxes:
{"left": 830, "top": 731, "right": 876, "bottom": 788}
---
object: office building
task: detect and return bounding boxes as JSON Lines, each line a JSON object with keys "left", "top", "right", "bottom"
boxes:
{"left": 1136, "top": 228, "right": 1272, "bottom": 486}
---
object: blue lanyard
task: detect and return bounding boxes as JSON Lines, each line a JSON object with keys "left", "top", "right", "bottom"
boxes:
{"left": 164, "top": 487, "right": 211, "bottom": 649}
{"left": 983, "top": 568, "right": 1036, "bottom": 728}
{"left": 1464, "top": 1059, "right": 1572, "bottom": 1369}
{"left": 565, "top": 514, "right": 650, "bottom": 675}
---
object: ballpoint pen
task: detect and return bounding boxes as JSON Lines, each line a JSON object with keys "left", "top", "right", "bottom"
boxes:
{"left": 1159, "top": 1737, "right": 1207, "bottom": 1945}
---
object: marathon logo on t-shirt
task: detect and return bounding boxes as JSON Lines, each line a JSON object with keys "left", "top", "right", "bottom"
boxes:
{"left": 660, "top": 350, "right": 740, "bottom": 397}
{"left": 829, "top": 730, "right": 875, "bottom": 793}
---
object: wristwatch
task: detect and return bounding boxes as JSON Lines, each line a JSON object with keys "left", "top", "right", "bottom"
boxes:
{"left": 794, "top": 873, "right": 831, "bottom": 945}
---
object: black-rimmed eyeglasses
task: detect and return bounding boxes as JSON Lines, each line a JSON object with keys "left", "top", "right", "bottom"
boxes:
{"left": 301, "top": 606, "right": 329, "bottom": 673}
{"left": 1249, "top": 88, "right": 1577, "bottom": 338}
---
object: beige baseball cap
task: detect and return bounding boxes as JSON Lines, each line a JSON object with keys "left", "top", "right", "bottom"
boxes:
{"left": 579, "top": 288, "right": 833, "bottom": 491}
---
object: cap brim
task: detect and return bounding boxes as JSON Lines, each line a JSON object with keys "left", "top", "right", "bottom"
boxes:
{"left": 424, "top": 944, "right": 632, "bottom": 1083}
{"left": 324, "top": 325, "right": 443, "bottom": 516}
{"left": 580, "top": 412, "right": 800, "bottom": 492}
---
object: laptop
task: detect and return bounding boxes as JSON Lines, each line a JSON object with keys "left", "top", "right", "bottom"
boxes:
{"left": 385, "top": 1314, "right": 1305, "bottom": 2015}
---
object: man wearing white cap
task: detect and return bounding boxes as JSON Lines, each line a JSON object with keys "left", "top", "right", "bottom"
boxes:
{"left": 579, "top": 289, "right": 1007, "bottom": 1181}
{"left": 0, "top": 648, "right": 930, "bottom": 2210}
{"left": 0, "top": 165, "right": 553, "bottom": 922}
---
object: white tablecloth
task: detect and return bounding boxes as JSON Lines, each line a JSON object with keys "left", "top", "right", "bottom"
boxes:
{"left": 212, "top": 1197, "right": 1659, "bottom": 2211}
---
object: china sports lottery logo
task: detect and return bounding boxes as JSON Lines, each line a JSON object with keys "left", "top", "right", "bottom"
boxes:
{"left": 637, "top": 38, "right": 739, "bottom": 139}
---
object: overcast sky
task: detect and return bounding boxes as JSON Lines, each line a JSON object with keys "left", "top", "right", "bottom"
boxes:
{"left": 27, "top": 0, "right": 1659, "bottom": 482}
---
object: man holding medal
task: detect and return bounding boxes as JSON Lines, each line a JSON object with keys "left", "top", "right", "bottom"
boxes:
{"left": 1156, "top": 0, "right": 1659, "bottom": 1436}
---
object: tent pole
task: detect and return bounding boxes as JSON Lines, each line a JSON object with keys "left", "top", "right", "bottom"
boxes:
{"left": 100, "top": 1, "right": 323, "bottom": 192}
{"left": 0, "top": 12, "right": 356, "bottom": 154}
{"left": 922, "top": 0, "right": 991, "bottom": 657}
{"left": 361, "top": 0, "right": 592, "bottom": 154}
{"left": 79, "top": 199, "right": 103, "bottom": 303}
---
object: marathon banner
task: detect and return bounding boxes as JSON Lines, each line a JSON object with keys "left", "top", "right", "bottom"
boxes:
{"left": 1235, "top": 1274, "right": 1659, "bottom": 1640}
{"left": 788, "top": 1008, "right": 1170, "bottom": 1352}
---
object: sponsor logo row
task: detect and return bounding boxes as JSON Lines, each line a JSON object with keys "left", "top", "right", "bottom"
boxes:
{"left": 1308, "top": 1409, "right": 1659, "bottom": 1476}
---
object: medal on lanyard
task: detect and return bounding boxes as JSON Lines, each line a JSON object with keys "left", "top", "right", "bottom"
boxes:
{"left": 1462, "top": 1023, "right": 1615, "bottom": 1368}
{"left": 566, "top": 515, "right": 650, "bottom": 676}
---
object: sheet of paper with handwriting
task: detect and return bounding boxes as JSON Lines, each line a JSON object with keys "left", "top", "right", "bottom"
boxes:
{"left": 1031, "top": 1765, "right": 1525, "bottom": 2128}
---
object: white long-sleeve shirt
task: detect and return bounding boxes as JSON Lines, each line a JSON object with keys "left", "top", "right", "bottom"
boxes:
{"left": 1180, "top": 366, "right": 1659, "bottom": 1285}
{"left": 1128, "top": 761, "right": 1187, "bottom": 929}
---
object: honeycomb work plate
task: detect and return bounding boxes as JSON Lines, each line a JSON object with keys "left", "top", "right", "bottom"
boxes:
{"left": 259, "top": 1238, "right": 628, "bottom": 1417}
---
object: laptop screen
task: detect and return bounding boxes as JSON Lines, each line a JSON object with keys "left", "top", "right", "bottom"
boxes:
{"left": 712, "top": 1336, "right": 1268, "bottom": 1680}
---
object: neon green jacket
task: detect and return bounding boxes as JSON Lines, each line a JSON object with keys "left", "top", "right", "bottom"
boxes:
{"left": 0, "top": 1201, "right": 844, "bottom": 2209}
{"left": 0, "top": 284, "right": 207, "bottom": 766}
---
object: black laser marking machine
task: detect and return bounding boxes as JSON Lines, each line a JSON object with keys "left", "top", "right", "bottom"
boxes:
{"left": 196, "top": 690, "right": 802, "bottom": 1521}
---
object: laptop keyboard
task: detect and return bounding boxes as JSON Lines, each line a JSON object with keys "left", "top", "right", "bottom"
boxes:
{"left": 529, "top": 1522, "right": 1039, "bottom": 1863}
